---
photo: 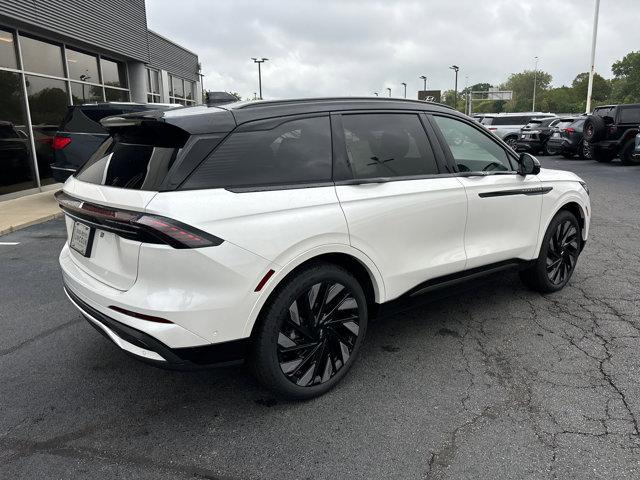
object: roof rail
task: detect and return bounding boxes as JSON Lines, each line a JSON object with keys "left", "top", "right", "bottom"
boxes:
{"left": 234, "top": 97, "right": 456, "bottom": 111}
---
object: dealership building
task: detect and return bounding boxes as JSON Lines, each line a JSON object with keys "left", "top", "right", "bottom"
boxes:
{"left": 0, "top": 0, "right": 202, "bottom": 199}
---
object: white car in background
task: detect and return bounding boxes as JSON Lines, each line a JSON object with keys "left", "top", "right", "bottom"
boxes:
{"left": 480, "top": 112, "right": 556, "bottom": 149}
{"left": 56, "top": 98, "right": 590, "bottom": 399}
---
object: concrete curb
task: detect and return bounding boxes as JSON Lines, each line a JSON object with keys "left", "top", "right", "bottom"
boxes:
{"left": 0, "top": 212, "right": 64, "bottom": 237}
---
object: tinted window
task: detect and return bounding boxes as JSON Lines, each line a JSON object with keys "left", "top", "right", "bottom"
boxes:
{"left": 0, "top": 28, "right": 17, "bottom": 69}
{"left": 619, "top": 107, "right": 640, "bottom": 124}
{"left": 75, "top": 123, "right": 188, "bottom": 190}
{"left": 433, "top": 115, "right": 512, "bottom": 173}
{"left": 556, "top": 120, "right": 575, "bottom": 130}
{"left": 184, "top": 116, "right": 332, "bottom": 189}
{"left": 70, "top": 82, "right": 103, "bottom": 104}
{"left": 593, "top": 106, "right": 615, "bottom": 118}
{"left": 101, "top": 58, "right": 127, "bottom": 88}
{"left": 480, "top": 117, "right": 494, "bottom": 126}
{"left": 341, "top": 113, "right": 438, "bottom": 179}
{"left": 61, "top": 107, "right": 122, "bottom": 133}
{"left": 19, "top": 35, "right": 64, "bottom": 77}
{"left": 66, "top": 48, "right": 99, "bottom": 82}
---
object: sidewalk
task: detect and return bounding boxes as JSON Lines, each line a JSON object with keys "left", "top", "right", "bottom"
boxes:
{"left": 0, "top": 190, "right": 62, "bottom": 236}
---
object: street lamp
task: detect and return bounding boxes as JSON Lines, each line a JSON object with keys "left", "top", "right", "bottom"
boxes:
{"left": 586, "top": 0, "right": 601, "bottom": 113}
{"left": 386, "top": 87, "right": 391, "bottom": 97}
{"left": 251, "top": 57, "right": 268, "bottom": 100}
{"left": 401, "top": 82, "right": 407, "bottom": 98}
{"left": 449, "top": 65, "right": 459, "bottom": 110}
{"left": 419, "top": 75, "right": 427, "bottom": 92}
{"left": 373, "top": 92, "right": 378, "bottom": 96}
{"left": 532, "top": 56, "right": 539, "bottom": 111}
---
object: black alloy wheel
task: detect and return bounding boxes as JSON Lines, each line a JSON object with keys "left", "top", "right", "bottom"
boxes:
{"left": 505, "top": 137, "right": 518, "bottom": 150}
{"left": 278, "top": 281, "right": 360, "bottom": 387}
{"left": 546, "top": 220, "right": 579, "bottom": 285}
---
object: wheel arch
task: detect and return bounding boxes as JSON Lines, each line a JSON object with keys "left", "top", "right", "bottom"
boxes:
{"left": 535, "top": 196, "right": 589, "bottom": 257}
{"left": 242, "top": 245, "right": 385, "bottom": 338}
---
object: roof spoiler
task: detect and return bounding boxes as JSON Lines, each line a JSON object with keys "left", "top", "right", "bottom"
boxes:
{"left": 101, "top": 109, "right": 167, "bottom": 129}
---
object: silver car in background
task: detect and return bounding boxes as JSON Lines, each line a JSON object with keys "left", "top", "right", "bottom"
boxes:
{"left": 481, "top": 112, "right": 556, "bottom": 149}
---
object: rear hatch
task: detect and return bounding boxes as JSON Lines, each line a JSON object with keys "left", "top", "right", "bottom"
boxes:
{"left": 58, "top": 117, "right": 192, "bottom": 290}
{"left": 520, "top": 120, "right": 542, "bottom": 140}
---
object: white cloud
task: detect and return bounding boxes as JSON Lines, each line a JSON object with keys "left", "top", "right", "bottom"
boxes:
{"left": 146, "top": 0, "right": 640, "bottom": 100}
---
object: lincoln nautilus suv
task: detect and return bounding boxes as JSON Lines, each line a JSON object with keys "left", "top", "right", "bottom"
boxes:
{"left": 56, "top": 98, "right": 591, "bottom": 399}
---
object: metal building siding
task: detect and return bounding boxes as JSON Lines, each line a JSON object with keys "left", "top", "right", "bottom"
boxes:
{"left": 148, "top": 31, "right": 199, "bottom": 81}
{"left": 0, "top": 0, "right": 150, "bottom": 62}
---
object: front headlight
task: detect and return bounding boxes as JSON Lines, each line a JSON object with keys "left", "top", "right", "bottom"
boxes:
{"left": 579, "top": 181, "right": 589, "bottom": 196}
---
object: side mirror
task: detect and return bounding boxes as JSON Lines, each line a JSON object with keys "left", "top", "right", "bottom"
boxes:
{"left": 518, "top": 152, "right": 541, "bottom": 176}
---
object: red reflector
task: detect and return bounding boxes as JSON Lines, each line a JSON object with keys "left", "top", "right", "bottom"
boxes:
{"left": 488, "top": 127, "right": 497, "bottom": 131}
{"left": 564, "top": 127, "right": 574, "bottom": 134}
{"left": 52, "top": 135, "right": 71, "bottom": 150}
{"left": 108, "top": 305, "right": 173, "bottom": 324}
{"left": 255, "top": 269, "right": 275, "bottom": 292}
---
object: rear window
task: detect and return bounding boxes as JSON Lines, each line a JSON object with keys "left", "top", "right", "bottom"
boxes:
{"left": 524, "top": 120, "right": 542, "bottom": 129}
{"left": 556, "top": 120, "right": 575, "bottom": 130}
{"left": 618, "top": 106, "right": 640, "bottom": 124}
{"left": 60, "top": 107, "right": 121, "bottom": 133}
{"left": 182, "top": 116, "right": 332, "bottom": 190}
{"left": 74, "top": 123, "right": 189, "bottom": 190}
{"left": 593, "top": 106, "right": 615, "bottom": 118}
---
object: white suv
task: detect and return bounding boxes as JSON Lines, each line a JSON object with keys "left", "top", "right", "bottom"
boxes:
{"left": 56, "top": 98, "right": 591, "bottom": 399}
{"left": 480, "top": 112, "right": 556, "bottom": 149}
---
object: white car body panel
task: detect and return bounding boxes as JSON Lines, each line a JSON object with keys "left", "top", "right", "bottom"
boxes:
{"left": 336, "top": 177, "right": 467, "bottom": 300}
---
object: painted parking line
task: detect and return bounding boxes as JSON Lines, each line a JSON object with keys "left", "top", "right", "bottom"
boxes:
{"left": 0, "top": 242, "right": 20, "bottom": 246}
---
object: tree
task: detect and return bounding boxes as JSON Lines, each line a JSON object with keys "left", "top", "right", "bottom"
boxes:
{"left": 462, "top": 82, "right": 491, "bottom": 95}
{"left": 501, "top": 70, "right": 552, "bottom": 111}
{"left": 571, "top": 72, "right": 611, "bottom": 102}
{"left": 611, "top": 51, "right": 640, "bottom": 103}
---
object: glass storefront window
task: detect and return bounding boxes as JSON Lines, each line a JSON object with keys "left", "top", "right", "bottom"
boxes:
{"left": 25, "top": 75, "right": 69, "bottom": 185}
{"left": 0, "top": 28, "right": 17, "bottom": 69}
{"left": 66, "top": 48, "right": 99, "bottom": 83}
{"left": 19, "top": 35, "right": 64, "bottom": 77}
{"left": 105, "top": 88, "right": 129, "bottom": 102}
{"left": 185, "top": 81, "right": 194, "bottom": 100}
{"left": 147, "top": 69, "right": 160, "bottom": 95}
{"left": 0, "top": 71, "right": 37, "bottom": 195}
{"left": 71, "top": 82, "right": 103, "bottom": 104}
{"left": 101, "top": 58, "right": 126, "bottom": 88}
{"left": 171, "top": 75, "right": 184, "bottom": 98}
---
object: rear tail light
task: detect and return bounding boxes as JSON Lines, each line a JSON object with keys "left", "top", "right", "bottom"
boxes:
{"left": 563, "top": 127, "right": 575, "bottom": 134}
{"left": 54, "top": 191, "right": 223, "bottom": 249}
{"left": 52, "top": 135, "right": 71, "bottom": 150}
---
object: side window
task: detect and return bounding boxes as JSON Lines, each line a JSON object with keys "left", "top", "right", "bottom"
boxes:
{"left": 619, "top": 107, "right": 640, "bottom": 124}
{"left": 433, "top": 115, "right": 513, "bottom": 173}
{"left": 341, "top": 113, "right": 438, "bottom": 179}
{"left": 183, "top": 116, "right": 331, "bottom": 189}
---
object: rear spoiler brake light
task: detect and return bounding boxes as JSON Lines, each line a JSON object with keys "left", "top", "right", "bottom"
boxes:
{"left": 54, "top": 191, "right": 223, "bottom": 249}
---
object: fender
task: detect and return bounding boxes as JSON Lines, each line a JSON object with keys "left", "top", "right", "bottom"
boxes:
{"left": 534, "top": 190, "right": 590, "bottom": 257}
{"left": 242, "top": 243, "right": 386, "bottom": 337}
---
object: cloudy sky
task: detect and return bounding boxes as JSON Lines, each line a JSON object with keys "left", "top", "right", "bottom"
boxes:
{"left": 146, "top": 0, "right": 639, "bottom": 100}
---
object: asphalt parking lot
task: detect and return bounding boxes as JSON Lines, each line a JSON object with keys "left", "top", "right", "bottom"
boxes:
{"left": 1, "top": 156, "right": 639, "bottom": 479}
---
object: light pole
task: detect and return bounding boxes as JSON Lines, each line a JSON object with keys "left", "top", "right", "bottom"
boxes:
{"left": 386, "top": 87, "right": 391, "bottom": 97}
{"left": 251, "top": 57, "right": 268, "bottom": 100}
{"left": 449, "top": 65, "right": 459, "bottom": 110}
{"left": 401, "top": 82, "right": 407, "bottom": 98}
{"left": 532, "top": 56, "right": 539, "bottom": 111}
{"left": 419, "top": 75, "right": 427, "bottom": 92}
{"left": 586, "top": 0, "right": 601, "bottom": 113}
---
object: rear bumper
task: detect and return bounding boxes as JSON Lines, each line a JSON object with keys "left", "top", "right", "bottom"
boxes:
{"left": 547, "top": 138, "right": 579, "bottom": 153}
{"left": 64, "top": 283, "right": 248, "bottom": 369}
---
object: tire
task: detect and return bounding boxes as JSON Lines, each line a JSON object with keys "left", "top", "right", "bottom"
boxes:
{"left": 620, "top": 139, "right": 639, "bottom": 165}
{"left": 520, "top": 210, "right": 581, "bottom": 293}
{"left": 593, "top": 147, "right": 615, "bottom": 163}
{"left": 580, "top": 140, "right": 593, "bottom": 160}
{"left": 250, "top": 262, "right": 368, "bottom": 400}
{"left": 544, "top": 142, "right": 558, "bottom": 156}
{"left": 504, "top": 136, "right": 518, "bottom": 150}
{"left": 583, "top": 115, "right": 606, "bottom": 142}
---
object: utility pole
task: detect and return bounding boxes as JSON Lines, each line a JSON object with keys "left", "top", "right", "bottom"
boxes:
{"left": 419, "top": 75, "right": 427, "bottom": 93}
{"left": 449, "top": 65, "right": 459, "bottom": 110}
{"left": 251, "top": 57, "right": 268, "bottom": 99}
{"left": 586, "top": 0, "right": 601, "bottom": 113}
{"left": 386, "top": 87, "right": 391, "bottom": 97}
{"left": 532, "top": 56, "right": 539, "bottom": 111}
{"left": 401, "top": 82, "right": 407, "bottom": 98}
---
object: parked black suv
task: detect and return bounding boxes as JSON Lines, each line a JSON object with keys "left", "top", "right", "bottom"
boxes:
{"left": 583, "top": 104, "right": 640, "bottom": 164}
{"left": 516, "top": 117, "right": 562, "bottom": 155}
{"left": 546, "top": 117, "right": 589, "bottom": 159}
{"left": 50, "top": 102, "right": 176, "bottom": 182}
